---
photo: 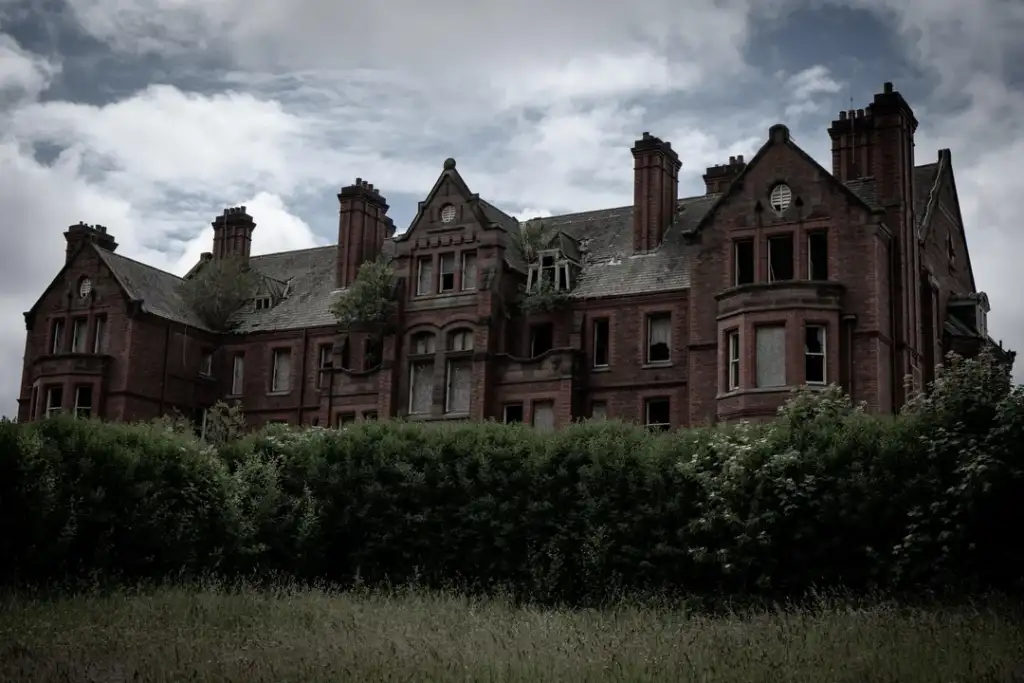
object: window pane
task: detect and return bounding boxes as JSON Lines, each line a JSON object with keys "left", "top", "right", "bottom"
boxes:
{"left": 446, "top": 359, "right": 472, "bottom": 413}
{"left": 71, "top": 319, "right": 87, "bottom": 353}
{"left": 272, "top": 350, "right": 291, "bottom": 392}
{"left": 756, "top": 326, "right": 786, "bottom": 387}
{"left": 232, "top": 355, "right": 244, "bottom": 395}
{"left": 417, "top": 258, "right": 433, "bottom": 295}
{"left": 461, "top": 253, "right": 477, "bottom": 290}
{"left": 409, "top": 360, "right": 434, "bottom": 414}
{"left": 647, "top": 314, "right": 671, "bottom": 362}
{"left": 533, "top": 401, "right": 555, "bottom": 431}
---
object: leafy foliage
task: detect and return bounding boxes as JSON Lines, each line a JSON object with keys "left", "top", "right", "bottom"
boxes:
{"left": 1, "top": 351, "right": 1022, "bottom": 604}
{"left": 519, "top": 280, "right": 571, "bottom": 314}
{"left": 178, "top": 257, "right": 260, "bottom": 331}
{"left": 330, "top": 256, "right": 397, "bottom": 329}
{"left": 512, "top": 218, "right": 572, "bottom": 314}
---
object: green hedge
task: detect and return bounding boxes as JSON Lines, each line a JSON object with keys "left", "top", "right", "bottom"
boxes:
{"left": 1, "top": 351, "right": 1021, "bottom": 603}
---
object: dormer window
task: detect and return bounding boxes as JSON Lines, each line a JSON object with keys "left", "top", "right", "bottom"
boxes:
{"left": 527, "top": 249, "right": 578, "bottom": 293}
{"left": 254, "top": 296, "right": 273, "bottom": 310}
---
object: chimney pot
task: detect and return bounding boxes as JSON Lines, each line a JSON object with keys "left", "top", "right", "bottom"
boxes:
{"left": 857, "top": 109, "right": 865, "bottom": 118}
{"left": 367, "top": 183, "right": 374, "bottom": 191}
{"left": 355, "top": 177, "right": 362, "bottom": 185}
{"left": 737, "top": 155, "right": 744, "bottom": 163}
{"left": 883, "top": 81, "right": 893, "bottom": 94}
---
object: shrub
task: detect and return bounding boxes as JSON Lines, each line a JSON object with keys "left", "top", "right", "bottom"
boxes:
{"left": 1, "top": 352, "right": 1021, "bottom": 603}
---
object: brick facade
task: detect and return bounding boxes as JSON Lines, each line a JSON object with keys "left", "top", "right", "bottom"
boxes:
{"left": 16, "top": 83, "right": 1015, "bottom": 430}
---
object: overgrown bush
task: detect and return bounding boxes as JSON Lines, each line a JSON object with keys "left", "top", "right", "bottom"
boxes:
{"left": 1, "top": 350, "right": 1021, "bottom": 603}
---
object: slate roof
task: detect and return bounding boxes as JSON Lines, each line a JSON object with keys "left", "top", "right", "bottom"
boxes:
{"left": 89, "top": 163, "right": 946, "bottom": 332}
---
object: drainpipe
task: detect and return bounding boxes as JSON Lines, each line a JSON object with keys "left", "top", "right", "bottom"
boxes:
{"left": 158, "top": 323, "right": 171, "bottom": 415}
{"left": 296, "top": 328, "right": 309, "bottom": 424}
{"left": 842, "top": 314, "right": 857, "bottom": 400}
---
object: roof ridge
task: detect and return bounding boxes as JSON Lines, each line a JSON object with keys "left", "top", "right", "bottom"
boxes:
{"left": 250, "top": 244, "right": 334, "bottom": 260}
{"left": 98, "top": 248, "right": 185, "bottom": 281}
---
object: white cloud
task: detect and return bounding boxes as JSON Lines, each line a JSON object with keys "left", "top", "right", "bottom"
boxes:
{"left": 0, "top": 34, "right": 59, "bottom": 102}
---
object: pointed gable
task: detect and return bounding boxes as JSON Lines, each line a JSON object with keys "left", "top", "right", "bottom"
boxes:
{"left": 689, "top": 124, "right": 879, "bottom": 235}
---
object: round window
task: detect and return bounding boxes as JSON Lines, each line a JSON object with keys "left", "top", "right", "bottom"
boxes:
{"left": 440, "top": 204, "right": 457, "bottom": 224}
{"left": 78, "top": 277, "right": 93, "bottom": 298}
{"left": 769, "top": 184, "right": 792, "bottom": 214}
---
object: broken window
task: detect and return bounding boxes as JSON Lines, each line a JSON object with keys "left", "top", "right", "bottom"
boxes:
{"left": 416, "top": 256, "right": 433, "bottom": 295}
{"left": 408, "top": 359, "right": 434, "bottom": 414}
{"left": 200, "top": 350, "right": 213, "bottom": 376}
{"left": 503, "top": 403, "right": 523, "bottom": 423}
{"left": 727, "top": 330, "right": 740, "bottom": 391}
{"left": 755, "top": 325, "right": 786, "bottom": 388}
{"left": 526, "top": 249, "right": 578, "bottom": 293}
{"left": 50, "top": 319, "right": 64, "bottom": 355}
{"left": 808, "top": 232, "right": 828, "bottom": 280}
{"left": 254, "top": 296, "right": 273, "bottom": 310}
{"left": 532, "top": 401, "right": 555, "bottom": 432}
{"left": 592, "top": 318, "right": 610, "bottom": 368}
{"left": 271, "top": 348, "right": 291, "bottom": 392}
{"left": 45, "top": 385, "right": 62, "bottom": 417}
{"left": 71, "top": 318, "right": 87, "bottom": 353}
{"left": 336, "top": 412, "right": 356, "bottom": 427}
{"left": 530, "top": 322, "right": 553, "bottom": 356}
{"left": 317, "top": 344, "right": 332, "bottom": 388}
{"left": 339, "top": 338, "right": 351, "bottom": 369}
{"left": 231, "top": 353, "right": 244, "bottom": 395}
{"left": 439, "top": 253, "right": 456, "bottom": 292}
{"left": 767, "top": 234, "right": 794, "bottom": 282}
{"left": 734, "top": 239, "right": 755, "bottom": 285}
{"left": 361, "top": 411, "right": 378, "bottom": 421}
{"left": 445, "top": 358, "right": 472, "bottom": 413}
{"left": 461, "top": 252, "right": 477, "bottom": 291}
{"left": 646, "top": 313, "right": 671, "bottom": 364}
{"left": 804, "top": 325, "right": 826, "bottom": 384}
{"left": 74, "top": 385, "right": 93, "bottom": 418}
{"left": 93, "top": 316, "right": 106, "bottom": 353}
{"left": 644, "top": 398, "right": 670, "bottom": 431}
{"left": 541, "top": 255, "right": 556, "bottom": 287}
{"left": 589, "top": 401, "right": 607, "bottom": 421}
{"left": 363, "top": 338, "right": 382, "bottom": 369}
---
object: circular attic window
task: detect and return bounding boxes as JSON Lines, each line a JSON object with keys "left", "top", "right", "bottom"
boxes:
{"left": 78, "top": 277, "right": 93, "bottom": 298}
{"left": 769, "top": 184, "right": 792, "bottom": 214}
{"left": 440, "top": 204, "right": 457, "bottom": 224}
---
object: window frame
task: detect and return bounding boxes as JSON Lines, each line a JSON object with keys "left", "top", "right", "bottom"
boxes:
{"left": 529, "top": 322, "right": 554, "bottom": 357}
{"left": 503, "top": 403, "right": 524, "bottom": 423}
{"left": 592, "top": 318, "right": 610, "bottom": 368}
{"left": 804, "top": 324, "right": 827, "bottom": 385}
{"left": 44, "top": 385, "right": 63, "bottom": 418}
{"left": 416, "top": 256, "right": 434, "bottom": 296}
{"left": 407, "top": 358, "right": 435, "bottom": 415}
{"left": 755, "top": 324, "right": 787, "bottom": 388}
{"left": 92, "top": 315, "right": 106, "bottom": 354}
{"left": 644, "top": 397, "right": 671, "bottom": 432}
{"left": 439, "top": 252, "right": 456, "bottom": 293}
{"left": 317, "top": 344, "right": 333, "bottom": 388}
{"left": 767, "top": 233, "right": 795, "bottom": 282}
{"left": 74, "top": 385, "right": 93, "bottom": 418}
{"left": 726, "top": 330, "right": 741, "bottom": 391}
{"left": 50, "top": 319, "right": 65, "bottom": 355}
{"left": 734, "top": 238, "right": 755, "bottom": 286}
{"left": 807, "top": 231, "right": 829, "bottom": 281}
{"left": 230, "top": 353, "right": 245, "bottom": 396}
{"left": 444, "top": 357, "right": 472, "bottom": 414}
{"left": 531, "top": 400, "right": 555, "bottom": 432}
{"left": 460, "top": 251, "right": 477, "bottom": 291}
{"left": 71, "top": 317, "right": 88, "bottom": 353}
{"left": 645, "top": 312, "right": 672, "bottom": 364}
{"left": 270, "top": 348, "right": 292, "bottom": 393}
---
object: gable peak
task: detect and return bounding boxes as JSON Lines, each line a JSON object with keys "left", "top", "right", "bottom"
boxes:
{"left": 443, "top": 157, "right": 457, "bottom": 171}
{"left": 768, "top": 124, "right": 790, "bottom": 144}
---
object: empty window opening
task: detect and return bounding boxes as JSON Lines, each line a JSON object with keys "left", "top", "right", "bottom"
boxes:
{"left": 416, "top": 257, "right": 433, "bottom": 295}
{"left": 755, "top": 325, "right": 787, "bottom": 388}
{"left": 336, "top": 412, "right": 356, "bottom": 427}
{"left": 71, "top": 318, "right": 88, "bottom": 353}
{"left": 74, "top": 385, "right": 93, "bottom": 418}
{"left": 644, "top": 398, "right": 670, "bottom": 431}
{"left": 503, "top": 404, "right": 524, "bottom": 423}
{"left": 363, "top": 338, "right": 382, "bottom": 370}
{"left": 200, "top": 350, "right": 213, "bottom": 376}
{"left": 589, "top": 402, "right": 607, "bottom": 421}
{"left": 50, "top": 320, "right": 64, "bottom": 355}
{"left": 767, "top": 234, "right": 794, "bottom": 282}
{"left": 361, "top": 411, "right": 378, "bottom": 421}
{"left": 646, "top": 313, "right": 671, "bottom": 364}
{"left": 727, "top": 330, "right": 740, "bottom": 391}
{"left": 808, "top": 232, "right": 828, "bottom": 280}
{"left": 254, "top": 296, "right": 273, "bottom": 310}
{"left": 805, "top": 325, "right": 826, "bottom": 384}
{"left": 530, "top": 323, "right": 554, "bottom": 357}
{"left": 541, "top": 255, "right": 556, "bottom": 287}
{"left": 317, "top": 344, "right": 332, "bottom": 388}
{"left": 339, "top": 338, "right": 351, "bottom": 369}
{"left": 45, "top": 386, "right": 63, "bottom": 418}
{"left": 592, "top": 318, "right": 610, "bottom": 367}
{"left": 734, "top": 239, "right": 755, "bottom": 285}
{"left": 439, "top": 253, "right": 456, "bottom": 292}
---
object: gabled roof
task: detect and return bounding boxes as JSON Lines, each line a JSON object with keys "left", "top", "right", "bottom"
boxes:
{"left": 691, "top": 124, "right": 879, "bottom": 235}
{"left": 914, "top": 149, "right": 976, "bottom": 291}
{"left": 93, "top": 248, "right": 211, "bottom": 329}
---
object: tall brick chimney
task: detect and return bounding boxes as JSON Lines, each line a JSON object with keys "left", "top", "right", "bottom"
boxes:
{"left": 64, "top": 222, "right": 118, "bottom": 263}
{"left": 211, "top": 206, "right": 256, "bottom": 265}
{"left": 631, "top": 132, "right": 681, "bottom": 253}
{"left": 702, "top": 155, "right": 746, "bottom": 195}
{"left": 829, "top": 81, "right": 921, "bottom": 406}
{"left": 336, "top": 178, "right": 395, "bottom": 289}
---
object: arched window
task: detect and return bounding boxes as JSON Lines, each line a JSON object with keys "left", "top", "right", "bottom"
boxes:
{"left": 447, "top": 329, "right": 473, "bottom": 351}
{"left": 408, "top": 332, "right": 437, "bottom": 415}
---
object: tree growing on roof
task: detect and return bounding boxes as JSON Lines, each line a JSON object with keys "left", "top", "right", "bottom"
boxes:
{"left": 177, "top": 257, "right": 260, "bottom": 332}
{"left": 330, "top": 255, "right": 398, "bottom": 333}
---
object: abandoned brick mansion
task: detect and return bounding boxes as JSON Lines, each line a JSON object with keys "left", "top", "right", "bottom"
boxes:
{"left": 17, "top": 82, "right": 1014, "bottom": 430}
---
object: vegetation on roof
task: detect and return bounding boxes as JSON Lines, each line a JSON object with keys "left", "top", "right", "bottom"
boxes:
{"left": 177, "top": 257, "right": 260, "bottom": 332}
{"left": 330, "top": 255, "right": 398, "bottom": 330}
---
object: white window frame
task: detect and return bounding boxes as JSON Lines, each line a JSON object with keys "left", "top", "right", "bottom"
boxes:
{"left": 254, "top": 296, "right": 273, "bottom": 310}
{"left": 804, "top": 325, "right": 827, "bottom": 385}
{"left": 271, "top": 349, "right": 291, "bottom": 393}
{"left": 51, "top": 319, "right": 64, "bottom": 355}
{"left": 644, "top": 398, "right": 671, "bottom": 431}
{"left": 71, "top": 318, "right": 87, "bottom": 353}
{"left": 727, "top": 330, "right": 741, "bottom": 391}
{"left": 527, "top": 250, "right": 576, "bottom": 293}
{"left": 74, "top": 385, "right": 93, "bottom": 418}
{"left": 408, "top": 359, "right": 435, "bottom": 415}
{"left": 45, "top": 386, "right": 62, "bottom": 417}
{"left": 231, "top": 353, "right": 244, "bottom": 395}
{"left": 461, "top": 252, "right": 477, "bottom": 291}
{"left": 416, "top": 256, "right": 434, "bottom": 296}
{"left": 645, "top": 313, "right": 672, "bottom": 364}
{"left": 439, "top": 253, "right": 456, "bottom": 292}
{"left": 592, "top": 318, "right": 610, "bottom": 368}
{"left": 92, "top": 316, "right": 106, "bottom": 354}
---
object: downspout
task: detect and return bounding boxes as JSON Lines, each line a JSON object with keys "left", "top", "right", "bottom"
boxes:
{"left": 842, "top": 314, "right": 857, "bottom": 400}
{"left": 889, "top": 236, "right": 900, "bottom": 413}
{"left": 296, "top": 328, "right": 309, "bottom": 424}
{"left": 158, "top": 323, "right": 171, "bottom": 414}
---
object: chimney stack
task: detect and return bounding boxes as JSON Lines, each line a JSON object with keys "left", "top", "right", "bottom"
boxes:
{"left": 336, "top": 178, "right": 392, "bottom": 288}
{"left": 631, "top": 132, "right": 681, "bottom": 253}
{"left": 64, "top": 221, "right": 119, "bottom": 264}
{"left": 702, "top": 154, "right": 746, "bottom": 195}
{"left": 211, "top": 206, "right": 256, "bottom": 266}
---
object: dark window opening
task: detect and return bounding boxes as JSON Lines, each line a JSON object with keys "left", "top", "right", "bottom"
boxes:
{"left": 317, "top": 344, "right": 333, "bottom": 388}
{"left": 767, "top": 234, "right": 794, "bottom": 282}
{"left": 808, "top": 232, "right": 828, "bottom": 281}
{"left": 592, "top": 318, "right": 609, "bottom": 367}
{"left": 805, "top": 325, "right": 826, "bottom": 384}
{"left": 340, "top": 339, "right": 351, "bottom": 369}
{"left": 45, "top": 386, "right": 63, "bottom": 417}
{"left": 75, "top": 385, "right": 94, "bottom": 417}
{"left": 646, "top": 313, "right": 671, "bottom": 364}
{"left": 734, "top": 239, "right": 755, "bottom": 285}
{"left": 644, "top": 397, "right": 671, "bottom": 431}
{"left": 364, "top": 338, "right": 382, "bottom": 370}
{"left": 362, "top": 411, "right": 378, "bottom": 421}
{"left": 530, "top": 323, "right": 553, "bottom": 356}
{"left": 503, "top": 404, "right": 523, "bottom": 423}
{"left": 541, "top": 255, "right": 556, "bottom": 286}
{"left": 336, "top": 412, "right": 356, "bottom": 427}
{"left": 50, "top": 320, "right": 64, "bottom": 355}
{"left": 558, "top": 266, "right": 568, "bottom": 290}
{"left": 440, "top": 253, "right": 456, "bottom": 292}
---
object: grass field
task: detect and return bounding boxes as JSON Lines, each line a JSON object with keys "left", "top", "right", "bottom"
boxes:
{"left": 1, "top": 582, "right": 1021, "bottom": 682}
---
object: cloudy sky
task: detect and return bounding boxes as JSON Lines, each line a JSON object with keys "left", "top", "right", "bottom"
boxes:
{"left": 1, "top": 0, "right": 1022, "bottom": 418}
